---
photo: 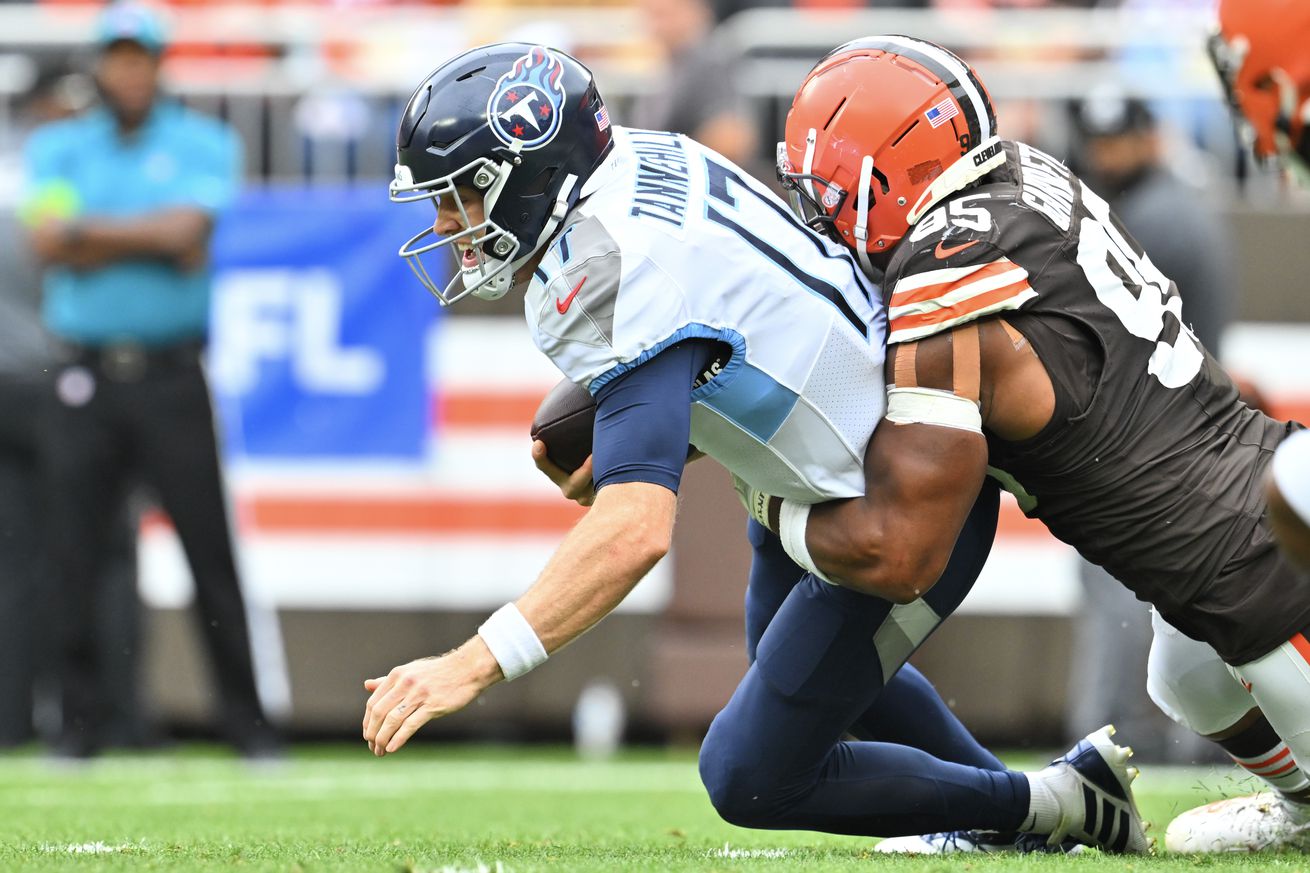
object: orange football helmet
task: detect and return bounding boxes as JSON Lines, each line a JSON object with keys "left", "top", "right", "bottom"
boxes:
{"left": 778, "top": 36, "right": 1004, "bottom": 269}
{"left": 1212, "top": 0, "right": 1310, "bottom": 177}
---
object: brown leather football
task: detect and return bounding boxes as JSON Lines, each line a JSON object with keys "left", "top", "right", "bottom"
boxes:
{"left": 530, "top": 377, "right": 596, "bottom": 474}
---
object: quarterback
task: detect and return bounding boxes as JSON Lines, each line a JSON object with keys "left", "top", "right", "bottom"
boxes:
{"left": 762, "top": 34, "right": 1310, "bottom": 853}
{"left": 366, "top": 43, "right": 1146, "bottom": 852}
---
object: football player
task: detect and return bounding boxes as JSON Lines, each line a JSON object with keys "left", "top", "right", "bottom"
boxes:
{"left": 364, "top": 43, "right": 1146, "bottom": 853}
{"left": 761, "top": 34, "right": 1310, "bottom": 853}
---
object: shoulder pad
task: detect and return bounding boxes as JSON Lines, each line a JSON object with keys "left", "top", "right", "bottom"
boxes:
{"left": 886, "top": 193, "right": 1037, "bottom": 345}
{"left": 533, "top": 213, "right": 623, "bottom": 350}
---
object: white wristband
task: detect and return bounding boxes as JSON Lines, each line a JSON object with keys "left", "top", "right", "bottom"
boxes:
{"left": 778, "top": 499, "right": 836, "bottom": 585}
{"left": 478, "top": 603, "right": 548, "bottom": 681}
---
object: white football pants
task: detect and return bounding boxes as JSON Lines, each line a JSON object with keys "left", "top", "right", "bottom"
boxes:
{"left": 1148, "top": 608, "right": 1310, "bottom": 794}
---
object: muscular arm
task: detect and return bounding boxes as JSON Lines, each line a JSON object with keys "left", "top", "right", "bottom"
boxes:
{"left": 806, "top": 417, "right": 986, "bottom": 602}
{"left": 30, "top": 207, "right": 212, "bottom": 271}
{"left": 801, "top": 318, "right": 1055, "bottom": 602}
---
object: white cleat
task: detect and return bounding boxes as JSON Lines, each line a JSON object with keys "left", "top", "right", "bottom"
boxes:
{"left": 1166, "top": 792, "right": 1310, "bottom": 853}
{"left": 1037, "top": 724, "right": 1150, "bottom": 853}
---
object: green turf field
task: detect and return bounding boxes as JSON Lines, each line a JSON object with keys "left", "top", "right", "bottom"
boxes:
{"left": 0, "top": 744, "right": 1304, "bottom": 871}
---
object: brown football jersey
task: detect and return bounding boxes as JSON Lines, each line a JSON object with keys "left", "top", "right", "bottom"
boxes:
{"left": 883, "top": 140, "right": 1307, "bottom": 664}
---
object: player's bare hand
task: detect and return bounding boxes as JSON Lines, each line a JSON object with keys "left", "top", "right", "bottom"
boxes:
{"left": 362, "top": 640, "right": 501, "bottom": 756}
{"left": 531, "top": 439, "right": 595, "bottom": 506}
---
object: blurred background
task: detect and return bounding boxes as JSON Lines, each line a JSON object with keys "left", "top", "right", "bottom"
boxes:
{"left": 1, "top": 0, "right": 1308, "bottom": 760}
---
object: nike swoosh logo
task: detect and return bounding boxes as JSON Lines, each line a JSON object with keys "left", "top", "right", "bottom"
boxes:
{"left": 555, "top": 276, "right": 587, "bottom": 314}
{"left": 935, "top": 239, "right": 981, "bottom": 259}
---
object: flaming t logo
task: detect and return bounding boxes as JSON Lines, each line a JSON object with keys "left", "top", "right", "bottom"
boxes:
{"left": 487, "top": 47, "right": 567, "bottom": 151}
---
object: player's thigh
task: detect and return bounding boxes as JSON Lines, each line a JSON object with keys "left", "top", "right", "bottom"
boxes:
{"left": 1147, "top": 608, "right": 1253, "bottom": 735}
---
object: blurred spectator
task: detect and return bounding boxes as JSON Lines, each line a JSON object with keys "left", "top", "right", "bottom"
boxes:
{"left": 1068, "top": 87, "right": 1236, "bottom": 354}
{"left": 0, "top": 66, "right": 77, "bottom": 748}
{"left": 629, "top": 0, "right": 758, "bottom": 166}
{"left": 0, "top": 63, "right": 147, "bottom": 751}
{"left": 1062, "top": 87, "right": 1236, "bottom": 763}
{"left": 21, "top": 3, "right": 280, "bottom": 759}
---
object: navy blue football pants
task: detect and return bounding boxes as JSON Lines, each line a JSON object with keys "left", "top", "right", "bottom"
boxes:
{"left": 698, "top": 481, "right": 1031, "bottom": 836}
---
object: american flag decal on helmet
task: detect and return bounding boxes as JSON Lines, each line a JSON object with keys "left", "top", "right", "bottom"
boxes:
{"left": 925, "top": 98, "right": 959, "bottom": 128}
{"left": 594, "top": 105, "right": 610, "bottom": 131}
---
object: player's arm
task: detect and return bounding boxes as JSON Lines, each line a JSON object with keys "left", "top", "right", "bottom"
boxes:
{"left": 798, "top": 329, "right": 990, "bottom": 602}
{"left": 26, "top": 125, "right": 234, "bottom": 271}
{"left": 363, "top": 343, "right": 703, "bottom": 756}
{"left": 1268, "top": 429, "right": 1310, "bottom": 570}
{"left": 771, "top": 319, "right": 1053, "bottom": 602}
{"left": 30, "top": 208, "right": 214, "bottom": 271}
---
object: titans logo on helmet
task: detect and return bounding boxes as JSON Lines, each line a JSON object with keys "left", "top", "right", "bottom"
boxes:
{"left": 487, "top": 47, "right": 567, "bottom": 151}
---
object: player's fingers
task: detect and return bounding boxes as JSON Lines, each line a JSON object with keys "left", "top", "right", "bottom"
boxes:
{"left": 362, "top": 679, "right": 388, "bottom": 736}
{"left": 563, "top": 456, "right": 595, "bottom": 504}
{"left": 364, "top": 683, "right": 405, "bottom": 742}
{"left": 531, "top": 440, "right": 570, "bottom": 486}
{"left": 385, "top": 707, "right": 433, "bottom": 754}
{"left": 362, "top": 677, "right": 391, "bottom": 738}
{"left": 373, "top": 699, "right": 418, "bottom": 756}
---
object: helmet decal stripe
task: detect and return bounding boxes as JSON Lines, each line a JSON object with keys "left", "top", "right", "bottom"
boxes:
{"left": 859, "top": 35, "right": 991, "bottom": 146}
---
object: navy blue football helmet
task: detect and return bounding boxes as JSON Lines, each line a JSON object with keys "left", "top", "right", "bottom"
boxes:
{"left": 391, "top": 43, "right": 614, "bottom": 304}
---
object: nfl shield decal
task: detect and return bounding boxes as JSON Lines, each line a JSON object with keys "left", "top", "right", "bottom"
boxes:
{"left": 487, "top": 47, "right": 567, "bottom": 151}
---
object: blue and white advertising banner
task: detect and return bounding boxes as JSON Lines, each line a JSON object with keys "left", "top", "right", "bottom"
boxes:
{"left": 207, "top": 186, "right": 439, "bottom": 458}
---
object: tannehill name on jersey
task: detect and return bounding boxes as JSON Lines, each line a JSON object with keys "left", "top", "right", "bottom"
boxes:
{"left": 526, "top": 127, "right": 886, "bottom": 502}
{"left": 627, "top": 130, "right": 690, "bottom": 228}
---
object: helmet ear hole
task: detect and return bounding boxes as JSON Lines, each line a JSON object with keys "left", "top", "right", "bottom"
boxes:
{"left": 870, "top": 164, "right": 890, "bottom": 196}
{"left": 520, "top": 166, "right": 556, "bottom": 197}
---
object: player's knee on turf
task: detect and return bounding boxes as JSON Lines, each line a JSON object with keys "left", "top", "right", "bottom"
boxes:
{"left": 698, "top": 718, "right": 786, "bottom": 828}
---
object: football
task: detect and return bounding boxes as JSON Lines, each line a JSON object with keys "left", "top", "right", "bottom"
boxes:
{"left": 530, "top": 377, "right": 597, "bottom": 474}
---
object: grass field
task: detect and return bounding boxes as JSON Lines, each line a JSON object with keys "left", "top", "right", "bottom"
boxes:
{"left": 0, "top": 744, "right": 1306, "bottom": 872}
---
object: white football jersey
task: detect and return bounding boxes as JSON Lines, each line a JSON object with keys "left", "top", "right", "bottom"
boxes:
{"left": 526, "top": 127, "right": 887, "bottom": 501}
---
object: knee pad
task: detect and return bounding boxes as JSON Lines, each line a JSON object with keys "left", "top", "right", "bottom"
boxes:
{"left": 1147, "top": 609, "right": 1253, "bottom": 736}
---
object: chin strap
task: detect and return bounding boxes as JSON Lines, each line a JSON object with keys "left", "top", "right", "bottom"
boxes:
{"left": 853, "top": 156, "right": 875, "bottom": 275}
{"left": 801, "top": 127, "right": 818, "bottom": 203}
{"left": 535, "top": 172, "right": 579, "bottom": 253}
